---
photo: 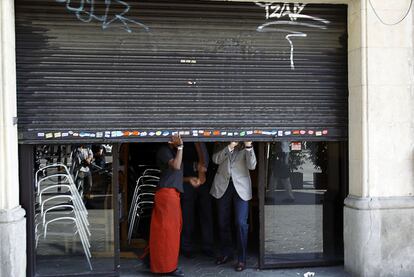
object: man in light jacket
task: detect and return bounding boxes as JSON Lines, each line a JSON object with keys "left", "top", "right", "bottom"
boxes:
{"left": 210, "top": 141, "right": 256, "bottom": 272}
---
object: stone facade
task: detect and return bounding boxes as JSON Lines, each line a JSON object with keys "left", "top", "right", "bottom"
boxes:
{"left": 0, "top": 0, "right": 27, "bottom": 276}
{"left": 345, "top": 197, "right": 414, "bottom": 277}
{"left": 344, "top": 1, "right": 414, "bottom": 276}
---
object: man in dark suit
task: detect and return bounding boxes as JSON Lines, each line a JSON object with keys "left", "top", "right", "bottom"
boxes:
{"left": 181, "top": 142, "right": 215, "bottom": 258}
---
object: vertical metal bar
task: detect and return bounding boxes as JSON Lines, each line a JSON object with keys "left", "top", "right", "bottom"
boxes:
{"left": 112, "top": 144, "right": 120, "bottom": 275}
{"left": 57, "top": 145, "right": 62, "bottom": 192}
{"left": 340, "top": 140, "right": 349, "bottom": 257}
{"left": 342, "top": 141, "right": 349, "bottom": 197}
{"left": 258, "top": 142, "right": 267, "bottom": 269}
{"left": 18, "top": 144, "right": 36, "bottom": 277}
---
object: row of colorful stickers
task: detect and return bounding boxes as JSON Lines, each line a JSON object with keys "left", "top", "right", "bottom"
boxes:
{"left": 36, "top": 129, "right": 329, "bottom": 139}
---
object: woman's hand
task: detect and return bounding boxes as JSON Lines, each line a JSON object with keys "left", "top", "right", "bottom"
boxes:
{"left": 168, "top": 134, "right": 183, "bottom": 148}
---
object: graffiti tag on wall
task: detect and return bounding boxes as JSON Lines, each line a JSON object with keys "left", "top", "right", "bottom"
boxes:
{"left": 56, "top": 0, "right": 149, "bottom": 33}
{"left": 255, "top": 2, "right": 330, "bottom": 70}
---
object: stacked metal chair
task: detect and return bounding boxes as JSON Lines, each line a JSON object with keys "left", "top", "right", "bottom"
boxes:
{"left": 127, "top": 168, "right": 160, "bottom": 244}
{"left": 34, "top": 163, "right": 93, "bottom": 270}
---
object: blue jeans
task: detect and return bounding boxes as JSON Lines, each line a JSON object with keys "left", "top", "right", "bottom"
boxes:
{"left": 217, "top": 181, "right": 249, "bottom": 263}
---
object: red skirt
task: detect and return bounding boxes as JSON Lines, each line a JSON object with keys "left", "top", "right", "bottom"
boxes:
{"left": 149, "top": 188, "right": 182, "bottom": 273}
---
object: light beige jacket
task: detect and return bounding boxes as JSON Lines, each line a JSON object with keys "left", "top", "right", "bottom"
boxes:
{"left": 210, "top": 145, "right": 257, "bottom": 201}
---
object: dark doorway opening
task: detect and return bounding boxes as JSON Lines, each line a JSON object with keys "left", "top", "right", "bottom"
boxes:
{"left": 118, "top": 142, "right": 261, "bottom": 267}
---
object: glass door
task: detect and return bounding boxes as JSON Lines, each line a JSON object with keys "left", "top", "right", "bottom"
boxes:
{"left": 259, "top": 141, "right": 347, "bottom": 268}
{"left": 24, "top": 144, "right": 119, "bottom": 276}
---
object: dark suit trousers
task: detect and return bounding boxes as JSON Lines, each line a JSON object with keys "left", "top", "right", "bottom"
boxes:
{"left": 181, "top": 182, "right": 214, "bottom": 253}
{"left": 217, "top": 180, "right": 249, "bottom": 263}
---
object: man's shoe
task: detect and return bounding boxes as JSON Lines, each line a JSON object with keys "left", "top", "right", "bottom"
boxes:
{"left": 167, "top": 268, "right": 184, "bottom": 276}
{"left": 235, "top": 262, "right": 246, "bottom": 272}
{"left": 215, "top": 255, "right": 232, "bottom": 265}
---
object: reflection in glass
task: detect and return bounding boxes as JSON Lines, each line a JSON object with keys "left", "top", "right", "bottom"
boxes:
{"left": 264, "top": 141, "right": 345, "bottom": 265}
{"left": 34, "top": 144, "right": 114, "bottom": 275}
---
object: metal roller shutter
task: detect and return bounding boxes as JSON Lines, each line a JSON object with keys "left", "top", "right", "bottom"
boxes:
{"left": 15, "top": 0, "right": 348, "bottom": 143}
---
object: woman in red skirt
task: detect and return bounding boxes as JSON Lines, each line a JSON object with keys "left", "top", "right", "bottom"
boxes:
{"left": 146, "top": 134, "right": 185, "bottom": 276}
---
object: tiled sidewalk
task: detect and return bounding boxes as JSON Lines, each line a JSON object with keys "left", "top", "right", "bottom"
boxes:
{"left": 120, "top": 255, "right": 350, "bottom": 277}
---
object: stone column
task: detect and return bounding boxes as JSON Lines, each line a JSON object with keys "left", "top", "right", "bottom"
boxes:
{"left": 345, "top": 0, "right": 414, "bottom": 276}
{"left": 0, "top": 0, "right": 27, "bottom": 277}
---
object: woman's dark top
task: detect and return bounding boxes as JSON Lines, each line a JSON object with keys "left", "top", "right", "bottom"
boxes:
{"left": 156, "top": 145, "right": 184, "bottom": 193}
